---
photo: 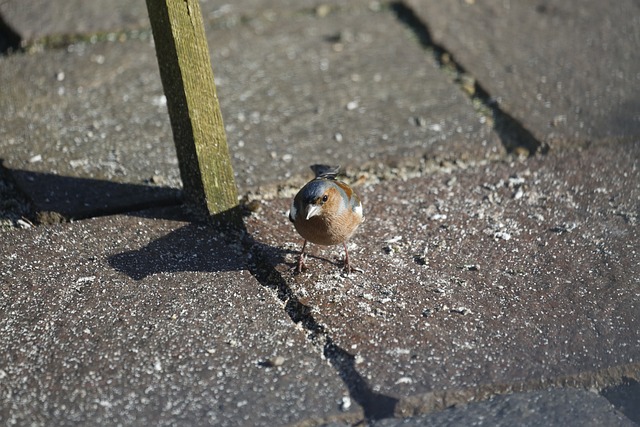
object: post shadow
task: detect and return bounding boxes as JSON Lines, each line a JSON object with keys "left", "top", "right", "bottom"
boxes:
{"left": 3, "top": 162, "right": 182, "bottom": 221}
{"left": 107, "top": 206, "right": 290, "bottom": 280}
{"left": 0, "top": 12, "right": 21, "bottom": 55}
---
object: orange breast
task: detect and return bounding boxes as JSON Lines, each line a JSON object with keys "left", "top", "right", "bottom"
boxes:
{"left": 294, "top": 205, "right": 362, "bottom": 246}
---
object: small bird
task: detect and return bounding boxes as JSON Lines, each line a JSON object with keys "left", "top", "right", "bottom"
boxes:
{"left": 289, "top": 165, "right": 364, "bottom": 273}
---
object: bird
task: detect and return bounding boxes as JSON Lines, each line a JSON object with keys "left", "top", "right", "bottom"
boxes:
{"left": 289, "top": 164, "right": 364, "bottom": 274}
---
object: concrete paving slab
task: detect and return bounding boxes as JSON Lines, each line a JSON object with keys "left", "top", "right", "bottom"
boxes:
{"left": 1, "top": 0, "right": 638, "bottom": 424}
{"left": 372, "top": 388, "right": 637, "bottom": 427}
{"left": 245, "top": 139, "right": 640, "bottom": 416}
{"left": 0, "top": 0, "right": 149, "bottom": 44}
{"left": 0, "top": 0, "right": 373, "bottom": 43}
{"left": 406, "top": 0, "right": 640, "bottom": 144}
{"left": 0, "top": 38, "right": 182, "bottom": 218}
{"left": 209, "top": 5, "right": 500, "bottom": 189}
{"left": 0, "top": 4, "right": 500, "bottom": 218}
{"left": 0, "top": 209, "right": 361, "bottom": 426}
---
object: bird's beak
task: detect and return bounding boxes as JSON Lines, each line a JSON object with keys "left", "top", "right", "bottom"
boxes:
{"left": 305, "top": 204, "right": 322, "bottom": 220}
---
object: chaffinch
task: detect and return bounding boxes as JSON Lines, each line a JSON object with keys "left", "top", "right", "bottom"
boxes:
{"left": 289, "top": 165, "right": 364, "bottom": 273}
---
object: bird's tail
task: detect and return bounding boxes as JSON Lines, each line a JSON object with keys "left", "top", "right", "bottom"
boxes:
{"left": 310, "top": 164, "right": 340, "bottom": 180}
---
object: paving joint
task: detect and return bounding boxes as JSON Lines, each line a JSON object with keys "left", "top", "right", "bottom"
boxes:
{"left": 241, "top": 192, "right": 640, "bottom": 422}
{"left": 0, "top": 3, "right": 360, "bottom": 56}
{"left": 242, "top": 154, "right": 502, "bottom": 205}
{"left": 1, "top": 1, "right": 541, "bottom": 227}
{"left": 395, "top": 363, "right": 640, "bottom": 418}
{"left": 244, "top": 232, "right": 401, "bottom": 425}
{"left": 390, "top": 1, "right": 548, "bottom": 157}
{"left": 1, "top": 0, "right": 639, "bottom": 424}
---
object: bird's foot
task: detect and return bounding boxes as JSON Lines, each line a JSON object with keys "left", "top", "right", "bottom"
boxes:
{"left": 295, "top": 255, "right": 307, "bottom": 273}
{"left": 342, "top": 261, "right": 364, "bottom": 275}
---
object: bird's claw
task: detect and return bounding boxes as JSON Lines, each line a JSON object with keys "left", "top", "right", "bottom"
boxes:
{"left": 342, "top": 263, "right": 364, "bottom": 275}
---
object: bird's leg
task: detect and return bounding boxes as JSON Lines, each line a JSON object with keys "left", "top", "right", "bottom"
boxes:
{"left": 343, "top": 243, "right": 363, "bottom": 274}
{"left": 296, "top": 240, "right": 308, "bottom": 273}
{"left": 343, "top": 243, "right": 351, "bottom": 273}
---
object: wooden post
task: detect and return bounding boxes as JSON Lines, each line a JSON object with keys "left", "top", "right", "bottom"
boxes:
{"left": 146, "top": 0, "right": 238, "bottom": 222}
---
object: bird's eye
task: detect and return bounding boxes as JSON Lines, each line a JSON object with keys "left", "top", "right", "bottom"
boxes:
{"left": 322, "top": 195, "right": 328, "bottom": 203}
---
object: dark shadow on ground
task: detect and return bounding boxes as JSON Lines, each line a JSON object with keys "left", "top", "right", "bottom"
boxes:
{"left": 6, "top": 164, "right": 182, "bottom": 221}
{"left": 601, "top": 376, "right": 640, "bottom": 424}
{"left": 0, "top": 12, "right": 21, "bottom": 55}
{"left": 108, "top": 221, "right": 245, "bottom": 279}
{"left": 0, "top": 159, "right": 35, "bottom": 226}
{"left": 109, "top": 208, "right": 289, "bottom": 279}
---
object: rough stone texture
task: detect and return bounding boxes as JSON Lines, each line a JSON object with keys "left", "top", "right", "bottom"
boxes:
{"left": 0, "top": 39, "right": 168, "bottom": 186}
{"left": 0, "top": 0, "right": 374, "bottom": 43}
{"left": 372, "top": 388, "right": 637, "bottom": 427}
{"left": 246, "top": 138, "right": 640, "bottom": 413}
{"left": 0, "top": 0, "right": 149, "bottom": 42}
{"left": 0, "top": 38, "right": 182, "bottom": 218}
{"left": 0, "top": 4, "right": 500, "bottom": 218}
{"left": 407, "top": 0, "right": 640, "bottom": 144}
{"left": 0, "top": 209, "right": 360, "bottom": 426}
{"left": 208, "top": 6, "right": 500, "bottom": 189}
{"left": 2, "top": 0, "right": 639, "bottom": 425}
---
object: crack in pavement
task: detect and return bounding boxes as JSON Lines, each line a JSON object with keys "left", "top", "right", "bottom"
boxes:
{"left": 390, "top": 1, "right": 548, "bottom": 157}
{"left": 243, "top": 233, "right": 399, "bottom": 424}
